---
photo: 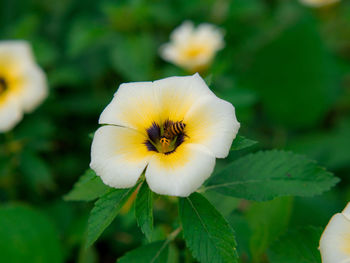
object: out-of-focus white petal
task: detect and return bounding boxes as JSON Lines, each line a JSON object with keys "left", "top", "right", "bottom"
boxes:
{"left": 300, "top": 0, "right": 340, "bottom": 7}
{"left": 342, "top": 202, "right": 350, "bottom": 221}
{"left": 17, "top": 64, "right": 48, "bottom": 113}
{"left": 196, "top": 23, "right": 225, "bottom": 50}
{"left": 145, "top": 143, "right": 215, "bottom": 197}
{"left": 0, "top": 94, "right": 23, "bottom": 132}
{"left": 184, "top": 95, "right": 240, "bottom": 158}
{"left": 320, "top": 213, "right": 350, "bottom": 263}
{"left": 170, "top": 21, "right": 194, "bottom": 44}
{"left": 0, "top": 41, "right": 34, "bottom": 72}
{"left": 90, "top": 125, "right": 153, "bottom": 188}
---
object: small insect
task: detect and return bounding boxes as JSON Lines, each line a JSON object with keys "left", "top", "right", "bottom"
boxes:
{"left": 162, "top": 120, "right": 186, "bottom": 140}
{"left": 159, "top": 120, "right": 186, "bottom": 152}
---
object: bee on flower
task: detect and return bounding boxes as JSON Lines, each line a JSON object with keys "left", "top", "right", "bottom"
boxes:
{"left": 160, "top": 21, "right": 225, "bottom": 73}
{"left": 299, "top": 0, "right": 340, "bottom": 7}
{"left": 319, "top": 202, "right": 350, "bottom": 262}
{"left": 90, "top": 74, "right": 240, "bottom": 197}
{"left": 0, "top": 41, "right": 47, "bottom": 132}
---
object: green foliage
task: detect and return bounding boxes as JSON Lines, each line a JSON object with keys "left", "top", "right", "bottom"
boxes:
{"left": 87, "top": 186, "right": 137, "bottom": 247}
{"left": 268, "top": 227, "right": 322, "bottom": 263}
{"left": 0, "top": 205, "right": 62, "bottom": 263}
{"left": 205, "top": 150, "right": 339, "bottom": 201}
{"left": 179, "top": 193, "right": 238, "bottom": 263}
{"left": 64, "top": 169, "right": 110, "bottom": 202}
{"left": 117, "top": 240, "right": 169, "bottom": 263}
{"left": 246, "top": 197, "right": 293, "bottom": 262}
{"left": 135, "top": 182, "right": 154, "bottom": 241}
{"left": 230, "top": 135, "right": 258, "bottom": 151}
{"left": 242, "top": 15, "right": 340, "bottom": 129}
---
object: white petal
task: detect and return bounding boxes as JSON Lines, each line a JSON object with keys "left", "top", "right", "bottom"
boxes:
{"left": 300, "top": 0, "right": 340, "bottom": 7}
{"left": 0, "top": 41, "right": 34, "bottom": 67}
{"left": 99, "top": 81, "right": 158, "bottom": 130}
{"left": 184, "top": 95, "right": 240, "bottom": 158}
{"left": 342, "top": 202, "right": 350, "bottom": 220}
{"left": 320, "top": 213, "right": 350, "bottom": 263}
{"left": 195, "top": 23, "right": 225, "bottom": 51}
{"left": 0, "top": 94, "right": 23, "bottom": 132}
{"left": 153, "top": 73, "right": 215, "bottom": 121}
{"left": 145, "top": 143, "right": 215, "bottom": 197}
{"left": 17, "top": 64, "right": 48, "bottom": 113}
{"left": 90, "top": 125, "right": 153, "bottom": 188}
{"left": 99, "top": 74, "right": 213, "bottom": 131}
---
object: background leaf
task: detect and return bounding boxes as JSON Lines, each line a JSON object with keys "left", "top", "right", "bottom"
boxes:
{"left": 268, "top": 226, "right": 322, "bottom": 263}
{"left": 135, "top": 182, "right": 154, "bottom": 241}
{"left": 230, "top": 135, "right": 258, "bottom": 151}
{"left": 0, "top": 205, "right": 62, "bottom": 263}
{"left": 64, "top": 169, "right": 110, "bottom": 202}
{"left": 87, "top": 186, "right": 137, "bottom": 247}
{"left": 179, "top": 193, "right": 238, "bottom": 263}
{"left": 247, "top": 197, "right": 293, "bottom": 262}
{"left": 205, "top": 150, "right": 339, "bottom": 201}
{"left": 117, "top": 240, "right": 169, "bottom": 263}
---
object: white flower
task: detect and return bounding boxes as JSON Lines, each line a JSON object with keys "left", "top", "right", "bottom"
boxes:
{"left": 319, "top": 202, "right": 350, "bottom": 263}
{"left": 0, "top": 41, "right": 47, "bottom": 132}
{"left": 160, "top": 21, "right": 224, "bottom": 73}
{"left": 300, "top": 0, "right": 340, "bottom": 7}
{"left": 90, "top": 74, "right": 240, "bottom": 197}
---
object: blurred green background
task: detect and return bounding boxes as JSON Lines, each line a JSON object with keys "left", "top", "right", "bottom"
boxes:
{"left": 0, "top": 0, "right": 350, "bottom": 262}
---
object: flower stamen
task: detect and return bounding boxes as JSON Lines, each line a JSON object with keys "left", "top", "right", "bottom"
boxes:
{"left": 145, "top": 120, "right": 186, "bottom": 154}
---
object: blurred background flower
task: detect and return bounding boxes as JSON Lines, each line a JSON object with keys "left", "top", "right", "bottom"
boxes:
{"left": 0, "top": 41, "right": 47, "bottom": 132}
{"left": 160, "top": 21, "right": 224, "bottom": 73}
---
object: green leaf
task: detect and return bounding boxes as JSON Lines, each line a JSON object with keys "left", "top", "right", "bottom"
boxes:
{"left": 242, "top": 16, "right": 340, "bottom": 129}
{"left": 268, "top": 226, "right": 322, "bottom": 263}
{"left": 135, "top": 182, "right": 154, "bottom": 241}
{"left": 117, "top": 240, "right": 169, "bottom": 263}
{"left": 205, "top": 150, "right": 339, "bottom": 201}
{"left": 64, "top": 169, "right": 109, "bottom": 202}
{"left": 247, "top": 197, "right": 293, "bottom": 262}
{"left": 19, "top": 150, "right": 54, "bottom": 191}
{"left": 230, "top": 136, "right": 258, "bottom": 151}
{"left": 0, "top": 205, "right": 62, "bottom": 263}
{"left": 87, "top": 186, "right": 137, "bottom": 247}
{"left": 179, "top": 193, "right": 238, "bottom": 263}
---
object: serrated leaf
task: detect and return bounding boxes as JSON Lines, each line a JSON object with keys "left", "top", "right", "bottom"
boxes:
{"left": 0, "top": 205, "right": 62, "bottom": 263}
{"left": 247, "top": 197, "right": 293, "bottom": 262}
{"left": 179, "top": 193, "right": 238, "bottom": 263}
{"left": 117, "top": 240, "right": 168, "bottom": 263}
{"left": 268, "top": 226, "right": 322, "bottom": 263}
{"left": 135, "top": 182, "right": 153, "bottom": 241}
{"left": 230, "top": 136, "right": 258, "bottom": 151}
{"left": 205, "top": 150, "right": 339, "bottom": 201}
{"left": 87, "top": 186, "right": 137, "bottom": 247}
{"left": 64, "top": 169, "right": 109, "bottom": 202}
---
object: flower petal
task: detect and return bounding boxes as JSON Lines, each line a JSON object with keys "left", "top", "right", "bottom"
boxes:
{"left": 343, "top": 202, "right": 350, "bottom": 220}
{"left": 16, "top": 64, "right": 48, "bottom": 113}
{"left": 184, "top": 95, "right": 240, "bottom": 158}
{"left": 90, "top": 125, "right": 153, "bottom": 188}
{"left": 99, "top": 81, "right": 159, "bottom": 131}
{"left": 145, "top": 143, "right": 215, "bottom": 197}
{"left": 170, "top": 21, "right": 194, "bottom": 44}
{"left": 99, "top": 74, "right": 214, "bottom": 131}
{"left": 0, "top": 94, "right": 23, "bottom": 132}
{"left": 320, "top": 213, "right": 350, "bottom": 263}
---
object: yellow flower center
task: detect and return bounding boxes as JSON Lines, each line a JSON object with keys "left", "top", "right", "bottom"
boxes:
{"left": 184, "top": 45, "right": 209, "bottom": 59}
{"left": 145, "top": 120, "right": 186, "bottom": 154}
